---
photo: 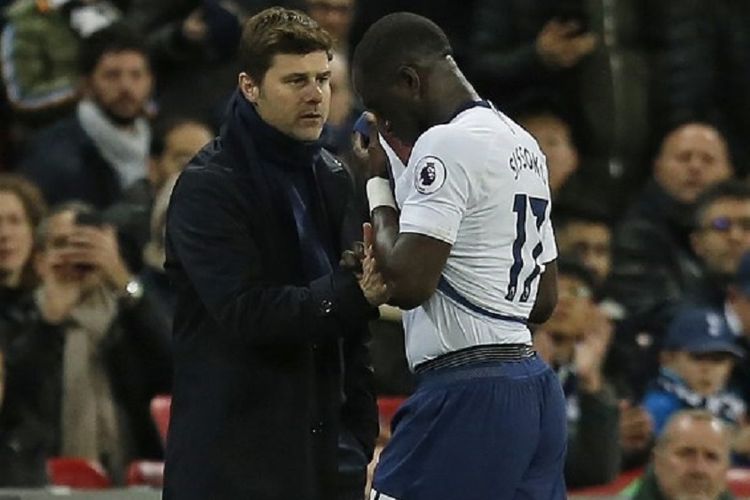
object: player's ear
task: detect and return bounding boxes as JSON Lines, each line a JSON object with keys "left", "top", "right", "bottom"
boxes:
{"left": 397, "top": 65, "right": 421, "bottom": 98}
{"left": 238, "top": 72, "right": 260, "bottom": 103}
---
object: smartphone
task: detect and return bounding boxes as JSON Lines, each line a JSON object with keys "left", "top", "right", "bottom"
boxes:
{"left": 353, "top": 113, "right": 370, "bottom": 148}
{"left": 73, "top": 211, "right": 103, "bottom": 272}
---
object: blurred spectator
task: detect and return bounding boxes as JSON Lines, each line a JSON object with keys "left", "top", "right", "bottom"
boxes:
{"left": 348, "top": 0, "right": 478, "bottom": 68}
{"left": 468, "top": 0, "right": 654, "bottom": 216}
{"left": 146, "top": 118, "right": 212, "bottom": 193}
{"left": 18, "top": 23, "right": 153, "bottom": 209}
{"left": 106, "top": 117, "right": 212, "bottom": 270}
{"left": 553, "top": 208, "right": 655, "bottom": 468}
{"left": 726, "top": 252, "right": 750, "bottom": 413}
{"left": 514, "top": 99, "right": 579, "bottom": 197}
{"left": 304, "top": 0, "right": 354, "bottom": 54}
{"left": 534, "top": 259, "right": 621, "bottom": 488}
{"left": 319, "top": 51, "right": 358, "bottom": 154}
{"left": 641, "top": 308, "right": 744, "bottom": 437}
{"left": 140, "top": 174, "right": 177, "bottom": 323}
{"left": 0, "top": 173, "right": 47, "bottom": 487}
{"left": 140, "top": 1, "right": 295, "bottom": 128}
{"left": 609, "top": 122, "right": 733, "bottom": 321}
{"left": 555, "top": 209, "right": 611, "bottom": 289}
{"left": 632, "top": 409, "right": 734, "bottom": 500}
{"left": 9, "top": 202, "right": 171, "bottom": 484}
{"left": 0, "top": 174, "right": 44, "bottom": 289}
{"left": 1, "top": 0, "right": 121, "bottom": 124}
{"left": 651, "top": 0, "right": 750, "bottom": 178}
{"left": 0, "top": 347, "right": 4, "bottom": 410}
{"left": 688, "top": 181, "right": 750, "bottom": 308}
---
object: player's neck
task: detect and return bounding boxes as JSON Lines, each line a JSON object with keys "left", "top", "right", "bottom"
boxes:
{"left": 431, "top": 57, "right": 481, "bottom": 126}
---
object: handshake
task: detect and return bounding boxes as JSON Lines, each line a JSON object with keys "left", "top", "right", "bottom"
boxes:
{"left": 340, "top": 222, "right": 390, "bottom": 307}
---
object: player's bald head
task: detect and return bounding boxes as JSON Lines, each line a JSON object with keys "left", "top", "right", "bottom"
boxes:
{"left": 352, "top": 12, "right": 452, "bottom": 99}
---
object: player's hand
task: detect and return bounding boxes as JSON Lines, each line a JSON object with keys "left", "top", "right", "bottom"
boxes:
{"left": 352, "top": 112, "right": 390, "bottom": 179}
{"left": 358, "top": 222, "right": 389, "bottom": 306}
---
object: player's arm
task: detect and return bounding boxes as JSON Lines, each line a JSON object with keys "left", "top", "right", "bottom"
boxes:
{"left": 355, "top": 113, "right": 461, "bottom": 310}
{"left": 528, "top": 259, "right": 558, "bottom": 325}
{"left": 366, "top": 208, "right": 452, "bottom": 310}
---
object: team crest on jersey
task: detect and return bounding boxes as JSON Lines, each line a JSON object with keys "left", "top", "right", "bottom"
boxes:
{"left": 414, "top": 156, "right": 446, "bottom": 194}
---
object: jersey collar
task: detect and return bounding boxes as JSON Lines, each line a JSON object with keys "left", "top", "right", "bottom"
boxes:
{"left": 448, "top": 99, "right": 492, "bottom": 123}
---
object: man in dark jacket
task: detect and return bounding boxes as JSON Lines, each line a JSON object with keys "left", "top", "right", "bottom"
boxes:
{"left": 163, "top": 7, "right": 381, "bottom": 500}
{"left": 19, "top": 24, "right": 153, "bottom": 209}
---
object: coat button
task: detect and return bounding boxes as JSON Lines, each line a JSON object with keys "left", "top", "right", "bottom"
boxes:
{"left": 310, "top": 422, "right": 324, "bottom": 434}
{"left": 320, "top": 299, "right": 334, "bottom": 315}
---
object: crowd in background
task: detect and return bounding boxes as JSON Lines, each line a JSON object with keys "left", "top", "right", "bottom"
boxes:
{"left": 0, "top": 0, "right": 749, "bottom": 496}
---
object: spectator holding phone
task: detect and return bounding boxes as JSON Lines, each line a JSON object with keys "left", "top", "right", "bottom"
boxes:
{"left": 2, "top": 201, "right": 171, "bottom": 484}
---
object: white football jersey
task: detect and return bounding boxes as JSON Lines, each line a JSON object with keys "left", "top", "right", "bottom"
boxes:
{"left": 390, "top": 102, "right": 557, "bottom": 369}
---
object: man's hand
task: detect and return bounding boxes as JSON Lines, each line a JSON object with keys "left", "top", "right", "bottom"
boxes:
{"left": 536, "top": 19, "right": 597, "bottom": 69}
{"left": 357, "top": 223, "right": 389, "bottom": 306}
{"left": 37, "top": 249, "right": 83, "bottom": 324}
{"left": 575, "top": 306, "right": 613, "bottom": 393}
{"left": 67, "top": 225, "right": 132, "bottom": 290}
{"left": 532, "top": 329, "right": 555, "bottom": 365}
{"left": 352, "top": 112, "right": 390, "bottom": 179}
{"left": 340, "top": 241, "right": 365, "bottom": 274}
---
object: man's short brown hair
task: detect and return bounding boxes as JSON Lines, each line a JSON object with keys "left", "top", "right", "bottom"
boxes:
{"left": 239, "top": 7, "right": 333, "bottom": 83}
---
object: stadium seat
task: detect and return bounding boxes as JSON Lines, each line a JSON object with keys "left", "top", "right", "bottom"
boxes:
{"left": 728, "top": 468, "right": 750, "bottom": 496}
{"left": 46, "top": 457, "right": 111, "bottom": 489}
{"left": 126, "top": 460, "right": 165, "bottom": 488}
{"left": 150, "top": 394, "right": 172, "bottom": 446}
{"left": 377, "top": 396, "right": 406, "bottom": 429}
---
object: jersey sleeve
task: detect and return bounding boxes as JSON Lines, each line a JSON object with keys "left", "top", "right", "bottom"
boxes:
{"left": 398, "top": 129, "right": 472, "bottom": 245}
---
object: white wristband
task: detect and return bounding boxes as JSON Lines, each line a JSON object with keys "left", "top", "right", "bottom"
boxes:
{"left": 366, "top": 177, "right": 397, "bottom": 213}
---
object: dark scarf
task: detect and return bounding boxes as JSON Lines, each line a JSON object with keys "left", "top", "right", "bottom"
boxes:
{"left": 221, "top": 91, "right": 336, "bottom": 280}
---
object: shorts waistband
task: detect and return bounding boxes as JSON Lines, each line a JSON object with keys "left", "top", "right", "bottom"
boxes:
{"left": 414, "top": 344, "right": 535, "bottom": 375}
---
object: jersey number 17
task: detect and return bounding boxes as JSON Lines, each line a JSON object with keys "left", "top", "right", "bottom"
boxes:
{"left": 505, "top": 193, "right": 548, "bottom": 302}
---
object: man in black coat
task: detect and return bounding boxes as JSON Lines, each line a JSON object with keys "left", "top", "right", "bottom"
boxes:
{"left": 163, "top": 7, "right": 381, "bottom": 499}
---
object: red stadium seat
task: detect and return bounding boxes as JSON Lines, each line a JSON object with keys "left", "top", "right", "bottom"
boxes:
{"left": 126, "top": 460, "right": 165, "bottom": 488}
{"left": 377, "top": 396, "right": 406, "bottom": 430}
{"left": 150, "top": 394, "right": 172, "bottom": 446}
{"left": 728, "top": 468, "right": 750, "bottom": 496}
{"left": 46, "top": 457, "right": 111, "bottom": 489}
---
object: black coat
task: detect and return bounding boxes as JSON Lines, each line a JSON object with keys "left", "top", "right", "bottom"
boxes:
{"left": 163, "top": 95, "right": 378, "bottom": 499}
{"left": 18, "top": 115, "right": 124, "bottom": 209}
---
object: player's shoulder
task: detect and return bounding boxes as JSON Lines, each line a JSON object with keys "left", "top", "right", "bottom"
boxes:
{"left": 412, "top": 113, "right": 491, "bottom": 163}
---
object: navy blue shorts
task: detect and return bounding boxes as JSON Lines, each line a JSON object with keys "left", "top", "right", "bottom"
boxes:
{"left": 371, "top": 355, "right": 567, "bottom": 500}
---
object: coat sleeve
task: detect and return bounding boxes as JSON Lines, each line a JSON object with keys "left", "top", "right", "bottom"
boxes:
{"left": 564, "top": 384, "right": 622, "bottom": 488}
{"left": 467, "top": 0, "right": 553, "bottom": 88}
{"left": 0, "top": 16, "right": 78, "bottom": 112}
{"left": 340, "top": 321, "right": 378, "bottom": 461}
{"left": 166, "top": 167, "right": 375, "bottom": 346}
